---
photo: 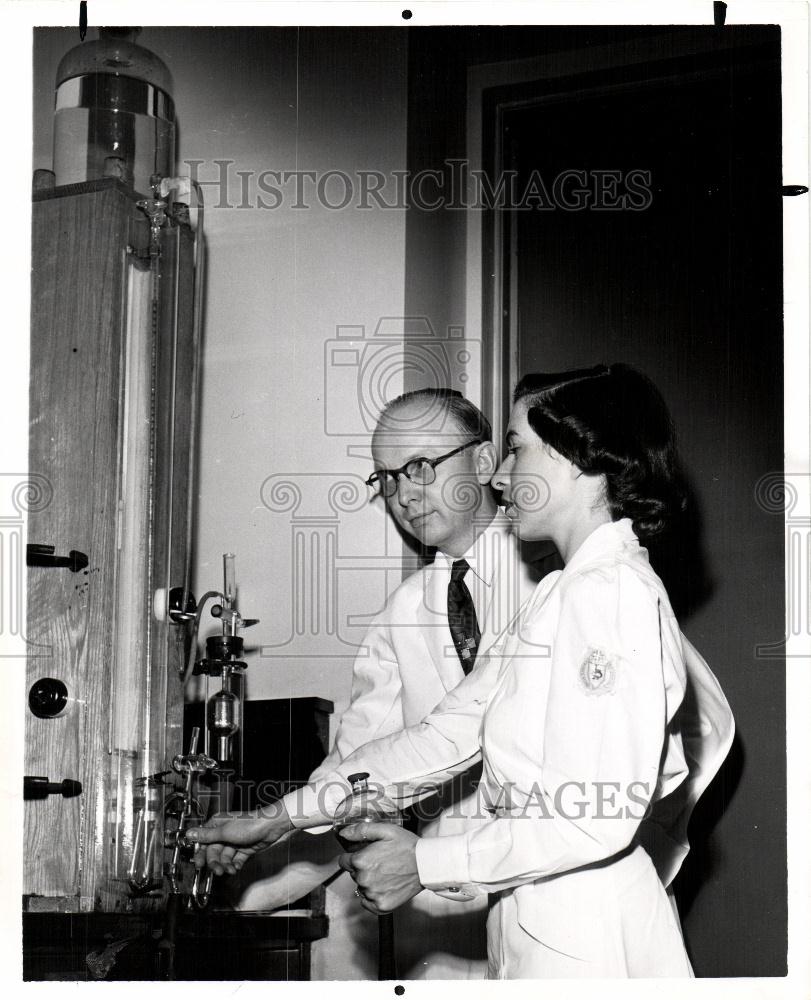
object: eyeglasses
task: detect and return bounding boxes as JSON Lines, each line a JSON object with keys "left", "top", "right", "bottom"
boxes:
{"left": 366, "top": 440, "right": 481, "bottom": 499}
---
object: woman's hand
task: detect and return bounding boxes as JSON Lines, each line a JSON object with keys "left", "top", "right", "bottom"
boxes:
{"left": 186, "top": 800, "right": 294, "bottom": 875}
{"left": 338, "top": 823, "right": 423, "bottom": 913}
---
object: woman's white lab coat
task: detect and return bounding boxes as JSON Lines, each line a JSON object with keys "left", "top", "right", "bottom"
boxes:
{"left": 287, "top": 519, "right": 725, "bottom": 978}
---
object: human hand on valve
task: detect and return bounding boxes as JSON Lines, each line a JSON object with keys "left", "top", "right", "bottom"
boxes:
{"left": 337, "top": 822, "right": 423, "bottom": 914}
{"left": 186, "top": 800, "right": 294, "bottom": 876}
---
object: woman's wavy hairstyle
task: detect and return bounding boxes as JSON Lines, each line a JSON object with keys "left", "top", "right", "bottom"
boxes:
{"left": 513, "top": 364, "right": 685, "bottom": 539}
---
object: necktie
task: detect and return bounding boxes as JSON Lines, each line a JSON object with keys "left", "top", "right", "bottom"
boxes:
{"left": 447, "top": 558, "right": 481, "bottom": 674}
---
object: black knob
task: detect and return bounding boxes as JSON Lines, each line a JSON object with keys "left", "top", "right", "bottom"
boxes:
{"left": 24, "top": 776, "right": 83, "bottom": 800}
{"left": 28, "top": 678, "right": 69, "bottom": 718}
{"left": 168, "top": 587, "right": 197, "bottom": 623}
{"left": 205, "top": 634, "right": 244, "bottom": 661}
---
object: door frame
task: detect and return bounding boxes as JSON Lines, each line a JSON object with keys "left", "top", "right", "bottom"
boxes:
{"left": 464, "top": 28, "right": 779, "bottom": 445}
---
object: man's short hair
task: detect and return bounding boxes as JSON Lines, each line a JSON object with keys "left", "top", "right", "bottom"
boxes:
{"left": 375, "top": 388, "right": 492, "bottom": 443}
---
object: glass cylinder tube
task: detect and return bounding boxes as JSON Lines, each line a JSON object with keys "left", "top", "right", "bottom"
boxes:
{"left": 107, "top": 258, "right": 166, "bottom": 897}
{"left": 223, "top": 553, "right": 236, "bottom": 610}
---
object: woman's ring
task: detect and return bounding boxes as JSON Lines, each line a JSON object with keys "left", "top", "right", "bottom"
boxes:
{"left": 354, "top": 887, "right": 361, "bottom": 898}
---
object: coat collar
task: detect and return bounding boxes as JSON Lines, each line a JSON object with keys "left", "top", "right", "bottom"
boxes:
{"left": 560, "top": 518, "right": 643, "bottom": 579}
{"left": 433, "top": 510, "right": 515, "bottom": 588}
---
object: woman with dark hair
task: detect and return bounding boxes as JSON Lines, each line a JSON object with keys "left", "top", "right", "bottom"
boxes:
{"left": 509, "top": 363, "right": 684, "bottom": 540}
{"left": 189, "top": 364, "right": 733, "bottom": 979}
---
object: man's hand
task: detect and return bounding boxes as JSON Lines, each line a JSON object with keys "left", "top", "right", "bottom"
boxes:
{"left": 186, "top": 800, "right": 294, "bottom": 876}
{"left": 338, "top": 823, "right": 423, "bottom": 914}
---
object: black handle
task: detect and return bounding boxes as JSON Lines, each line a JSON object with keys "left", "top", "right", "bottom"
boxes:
{"left": 378, "top": 912, "right": 397, "bottom": 980}
{"left": 24, "top": 776, "right": 83, "bottom": 800}
{"left": 27, "top": 544, "right": 88, "bottom": 573}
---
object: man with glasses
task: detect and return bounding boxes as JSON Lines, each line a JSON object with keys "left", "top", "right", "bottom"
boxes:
{"left": 231, "top": 388, "right": 544, "bottom": 978}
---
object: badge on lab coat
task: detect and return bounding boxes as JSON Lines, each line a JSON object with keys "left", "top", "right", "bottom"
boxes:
{"left": 579, "top": 647, "right": 617, "bottom": 694}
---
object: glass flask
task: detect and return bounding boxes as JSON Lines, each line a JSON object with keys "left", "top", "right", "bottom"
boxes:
{"left": 333, "top": 772, "right": 402, "bottom": 980}
{"left": 53, "top": 27, "right": 175, "bottom": 194}
{"left": 206, "top": 667, "right": 243, "bottom": 766}
{"left": 332, "top": 772, "right": 403, "bottom": 852}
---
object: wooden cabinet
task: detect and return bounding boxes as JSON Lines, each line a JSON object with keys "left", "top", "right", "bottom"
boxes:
{"left": 25, "top": 178, "right": 198, "bottom": 913}
{"left": 24, "top": 179, "right": 335, "bottom": 980}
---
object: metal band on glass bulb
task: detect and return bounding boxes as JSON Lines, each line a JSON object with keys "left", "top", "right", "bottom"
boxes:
{"left": 56, "top": 73, "right": 175, "bottom": 121}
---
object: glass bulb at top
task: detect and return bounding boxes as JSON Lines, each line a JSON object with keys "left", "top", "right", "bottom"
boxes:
{"left": 53, "top": 27, "right": 175, "bottom": 193}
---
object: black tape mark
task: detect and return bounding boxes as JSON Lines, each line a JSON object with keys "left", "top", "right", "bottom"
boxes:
{"left": 713, "top": 2, "right": 727, "bottom": 27}
{"left": 79, "top": 1, "right": 87, "bottom": 40}
{"left": 782, "top": 186, "right": 809, "bottom": 197}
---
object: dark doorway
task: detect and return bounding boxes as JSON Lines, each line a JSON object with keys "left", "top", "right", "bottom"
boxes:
{"left": 494, "top": 37, "right": 785, "bottom": 976}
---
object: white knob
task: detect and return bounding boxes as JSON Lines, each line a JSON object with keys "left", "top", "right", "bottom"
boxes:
{"left": 153, "top": 587, "right": 168, "bottom": 623}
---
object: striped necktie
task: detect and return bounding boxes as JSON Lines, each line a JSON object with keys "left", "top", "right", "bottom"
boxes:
{"left": 447, "top": 558, "right": 481, "bottom": 674}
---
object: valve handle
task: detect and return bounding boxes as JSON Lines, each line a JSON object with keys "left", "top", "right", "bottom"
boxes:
{"left": 24, "top": 776, "right": 82, "bottom": 800}
{"left": 26, "top": 544, "right": 88, "bottom": 573}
